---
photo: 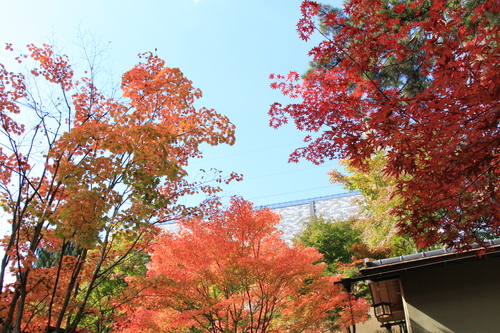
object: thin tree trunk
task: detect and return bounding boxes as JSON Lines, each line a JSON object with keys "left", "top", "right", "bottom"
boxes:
{"left": 54, "top": 249, "right": 87, "bottom": 333}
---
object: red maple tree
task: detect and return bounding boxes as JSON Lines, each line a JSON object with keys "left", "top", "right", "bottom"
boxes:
{"left": 115, "top": 197, "right": 369, "bottom": 333}
{"left": 270, "top": 0, "right": 500, "bottom": 249}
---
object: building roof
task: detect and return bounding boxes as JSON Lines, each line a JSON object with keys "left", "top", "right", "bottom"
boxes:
{"left": 358, "top": 238, "right": 500, "bottom": 281}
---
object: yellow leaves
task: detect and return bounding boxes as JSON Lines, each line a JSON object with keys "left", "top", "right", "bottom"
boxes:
{"left": 55, "top": 190, "right": 109, "bottom": 247}
{"left": 329, "top": 152, "right": 410, "bottom": 253}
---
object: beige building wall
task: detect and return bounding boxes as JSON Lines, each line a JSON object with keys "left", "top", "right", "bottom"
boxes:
{"left": 400, "top": 256, "right": 500, "bottom": 333}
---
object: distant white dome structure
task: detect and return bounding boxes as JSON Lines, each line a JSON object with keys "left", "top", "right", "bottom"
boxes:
{"left": 162, "top": 192, "right": 361, "bottom": 242}
{"left": 256, "top": 192, "right": 361, "bottom": 241}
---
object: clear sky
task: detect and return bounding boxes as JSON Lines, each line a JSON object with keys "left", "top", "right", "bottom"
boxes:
{"left": 0, "top": 0, "right": 347, "bottom": 208}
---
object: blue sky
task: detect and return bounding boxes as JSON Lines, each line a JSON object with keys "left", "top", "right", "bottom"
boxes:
{"left": 0, "top": 0, "right": 346, "bottom": 208}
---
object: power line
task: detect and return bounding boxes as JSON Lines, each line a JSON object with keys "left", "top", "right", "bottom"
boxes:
{"left": 242, "top": 165, "right": 332, "bottom": 181}
{"left": 194, "top": 141, "right": 306, "bottom": 163}
{"left": 248, "top": 185, "right": 340, "bottom": 201}
{"left": 185, "top": 141, "right": 344, "bottom": 205}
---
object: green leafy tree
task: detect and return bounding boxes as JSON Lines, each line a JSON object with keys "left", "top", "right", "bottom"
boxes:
{"left": 77, "top": 249, "right": 150, "bottom": 333}
{"left": 293, "top": 216, "right": 363, "bottom": 275}
{"left": 293, "top": 215, "right": 390, "bottom": 302}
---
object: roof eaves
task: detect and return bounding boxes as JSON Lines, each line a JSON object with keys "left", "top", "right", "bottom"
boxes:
{"left": 361, "top": 238, "right": 500, "bottom": 275}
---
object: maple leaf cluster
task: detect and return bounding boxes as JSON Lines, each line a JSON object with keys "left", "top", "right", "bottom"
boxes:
{"left": 270, "top": 0, "right": 500, "bottom": 249}
{"left": 115, "top": 197, "right": 369, "bottom": 333}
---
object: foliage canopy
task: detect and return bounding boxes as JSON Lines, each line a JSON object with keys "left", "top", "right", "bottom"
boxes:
{"left": 0, "top": 42, "right": 239, "bottom": 333}
{"left": 270, "top": 0, "right": 500, "bottom": 249}
{"left": 116, "top": 197, "right": 369, "bottom": 333}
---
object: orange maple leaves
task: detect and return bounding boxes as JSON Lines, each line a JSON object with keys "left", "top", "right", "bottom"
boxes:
{"left": 0, "top": 43, "right": 239, "bottom": 333}
{"left": 28, "top": 44, "right": 74, "bottom": 90}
